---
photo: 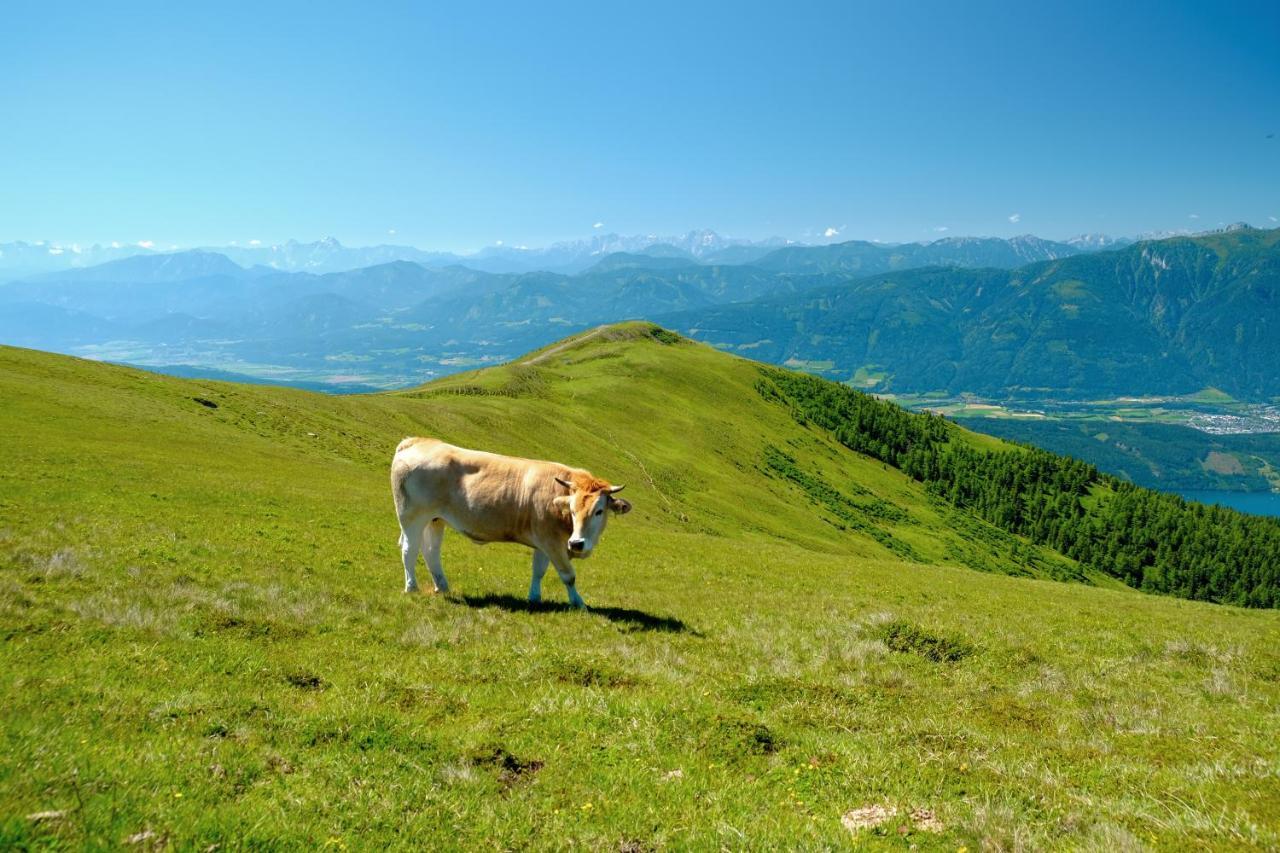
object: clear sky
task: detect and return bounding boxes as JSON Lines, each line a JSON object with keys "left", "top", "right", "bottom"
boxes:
{"left": 2, "top": 1, "right": 1277, "bottom": 251}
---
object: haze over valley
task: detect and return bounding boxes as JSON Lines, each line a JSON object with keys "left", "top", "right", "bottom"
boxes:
{"left": 5, "top": 223, "right": 1279, "bottom": 496}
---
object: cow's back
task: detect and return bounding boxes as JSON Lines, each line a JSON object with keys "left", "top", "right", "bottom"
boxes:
{"left": 391, "top": 438, "right": 570, "bottom": 545}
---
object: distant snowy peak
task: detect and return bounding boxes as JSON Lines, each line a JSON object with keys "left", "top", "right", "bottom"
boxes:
{"left": 215, "top": 238, "right": 463, "bottom": 273}
{"left": 1006, "top": 234, "right": 1082, "bottom": 261}
{"left": 0, "top": 241, "right": 159, "bottom": 280}
{"left": 467, "top": 230, "right": 792, "bottom": 273}
{"left": 670, "top": 229, "right": 790, "bottom": 256}
{"left": 931, "top": 234, "right": 1075, "bottom": 256}
{"left": 539, "top": 229, "right": 783, "bottom": 259}
{"left": 912, "top": 234, "right": 1082, "bottom": 266}
{"left": 1066, "top": 233, "right": 1134, "bottom": 251}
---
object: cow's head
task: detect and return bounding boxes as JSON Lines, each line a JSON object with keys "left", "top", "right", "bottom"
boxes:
{"left": 554, "top": 474, "right": 631, "bottom": 558}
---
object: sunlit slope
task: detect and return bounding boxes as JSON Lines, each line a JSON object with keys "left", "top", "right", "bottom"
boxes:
{"left": 0, "top": 321, "right": 1073, "bottom": 580}
{"left": 2, "top": 318, "right": 1070, "bottom": 584}
{"left": 395, "top": 323, "right": 1079, "bottom": 579}
{"left": 2, "top": 324, "right": 1278, "bottom": 849}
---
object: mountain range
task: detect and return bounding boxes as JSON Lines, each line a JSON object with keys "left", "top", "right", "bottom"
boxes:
{"left": 1, "top": 226, "right": 1276, "bottom": 403}
{"left": 1, "top": 228, "right": 1139, "bottom": 281}
{"left": 0, "top": 230, "right": 791, "bottom": 280}
{"left": 0, "top": 230, "right": 1124, "bottom": 385}
{"left": 750, "top": 234, "right": 1089, "bottom": 274}
{"left": 667, "top": 225, "right": 1280, "bottom": 400}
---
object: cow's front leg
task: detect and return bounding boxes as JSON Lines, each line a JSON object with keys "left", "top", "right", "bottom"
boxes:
{"left": 547, "top": 549, "right": 587, "bottom": 609}
{"left": 528, "top": 549, "right": 549, "bottom": 603}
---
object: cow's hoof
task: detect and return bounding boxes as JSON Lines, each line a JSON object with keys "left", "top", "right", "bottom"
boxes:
{"left": 404, "top": 586, "right": 420, "bottom": 594}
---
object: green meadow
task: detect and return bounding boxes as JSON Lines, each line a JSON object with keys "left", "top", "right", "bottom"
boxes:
{"left": 2, "top": 324, "right": 1278, "bottom": 849}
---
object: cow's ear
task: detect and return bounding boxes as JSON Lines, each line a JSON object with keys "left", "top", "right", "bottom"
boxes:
{"left": 554, "top": 476, "right": 573, "bottom": 490}
{"left": 552, "top": 495, "right": 572, "bottom": 524}
{"left": 609, "top": 497, "right": 632, "bottom": 515}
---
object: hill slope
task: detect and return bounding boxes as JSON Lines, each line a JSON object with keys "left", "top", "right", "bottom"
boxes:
{"left": 2, "top": 326, "right": 1279, "bottom": 848}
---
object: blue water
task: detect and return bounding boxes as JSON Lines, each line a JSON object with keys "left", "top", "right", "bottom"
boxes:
{"left": 1178, "top": 490, "right": 1280, "bottom": 518}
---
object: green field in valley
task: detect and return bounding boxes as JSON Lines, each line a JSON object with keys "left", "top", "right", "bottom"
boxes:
{"left": 3, "top": 324, "right": 1279, "bottom": 849}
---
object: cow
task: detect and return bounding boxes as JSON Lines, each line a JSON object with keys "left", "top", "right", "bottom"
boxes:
{"left": 390, "top": 437, "right": 632, "bottom": 608}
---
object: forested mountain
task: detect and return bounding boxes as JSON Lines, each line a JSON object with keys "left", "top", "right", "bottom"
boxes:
{"left": 670, "top": 227, "right": 1280, "bottom": 399}
{"left": 756, "top": 364, "right": 1280, "bottom": 607}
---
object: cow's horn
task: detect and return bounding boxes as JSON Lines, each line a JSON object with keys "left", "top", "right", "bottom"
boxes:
{"left": 607, "top": 484, "right": 626, "bottom": 494}
{"left": 554, "top": 476, "right": 573, "bottom": 489}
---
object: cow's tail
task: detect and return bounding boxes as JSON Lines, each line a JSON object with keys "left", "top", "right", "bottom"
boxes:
{"left": 391, "top": 438, "right": 416, "bottom": 517}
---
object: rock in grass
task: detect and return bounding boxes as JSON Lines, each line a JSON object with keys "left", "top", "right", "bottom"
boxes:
{"left": 841, "top": 803, "right": 892, "bottom": 832}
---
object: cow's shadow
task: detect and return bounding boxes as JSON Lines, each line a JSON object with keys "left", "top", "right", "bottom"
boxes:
{"left": 457, "top": 593, "right": 697, "bottom": 635}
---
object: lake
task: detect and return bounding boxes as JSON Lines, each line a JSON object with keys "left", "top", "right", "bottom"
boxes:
{"left": 1178, "top": 490, "right": 1280, "bottom": 518}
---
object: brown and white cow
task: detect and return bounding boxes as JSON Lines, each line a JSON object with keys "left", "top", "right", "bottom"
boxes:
{"left": 390, "top": 437, "right": 632, "bottom": 607}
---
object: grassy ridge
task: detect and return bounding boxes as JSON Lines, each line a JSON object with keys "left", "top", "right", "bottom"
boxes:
{"left": 3, "top": 324, "right": 1279, "bottom": 848}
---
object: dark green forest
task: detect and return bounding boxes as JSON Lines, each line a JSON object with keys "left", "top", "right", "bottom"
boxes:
{"left": 757, "top": 368, "right": 1280, "bottom": 608}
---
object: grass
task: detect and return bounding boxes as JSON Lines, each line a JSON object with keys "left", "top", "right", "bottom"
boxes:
{"left": 1190, "top": 388, "right": 1238, "bottom": 405}
{"left": 2, "top": 322, "right": 1279, "bottom": 849}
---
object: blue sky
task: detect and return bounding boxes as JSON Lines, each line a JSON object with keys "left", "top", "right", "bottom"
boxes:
{"left": 2, "top": 1, "right": 1277, "bottom": 251}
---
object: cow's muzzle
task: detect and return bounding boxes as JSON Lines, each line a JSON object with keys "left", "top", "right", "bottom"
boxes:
{"left": 568, "top": 538, "right": 587, "bottom": 555}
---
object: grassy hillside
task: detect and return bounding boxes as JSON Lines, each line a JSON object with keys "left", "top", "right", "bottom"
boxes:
{"left": 3, "top": 324, "right": 1279, "bottom": 848}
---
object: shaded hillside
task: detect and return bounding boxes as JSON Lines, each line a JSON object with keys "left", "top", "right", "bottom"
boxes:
{"left": 669, "top": 227, "right": 1280, "bottom": 399}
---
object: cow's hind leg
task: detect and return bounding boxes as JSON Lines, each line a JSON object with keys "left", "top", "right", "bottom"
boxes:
{"left": 547, "top": 550, "right": 587, "bottom": 609}
{"left": 421, "top": 519, "right": 450, "bottom": 593}
{"left": 400, "top": 517, "right": 426, "bottom": 593}
{"left": 528, "top": 549, "right": 549, "bottom": 603}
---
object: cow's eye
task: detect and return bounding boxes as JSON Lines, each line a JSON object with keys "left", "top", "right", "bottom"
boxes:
{"left": 594, "top": 509, "right": 604, "bottom": 517}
